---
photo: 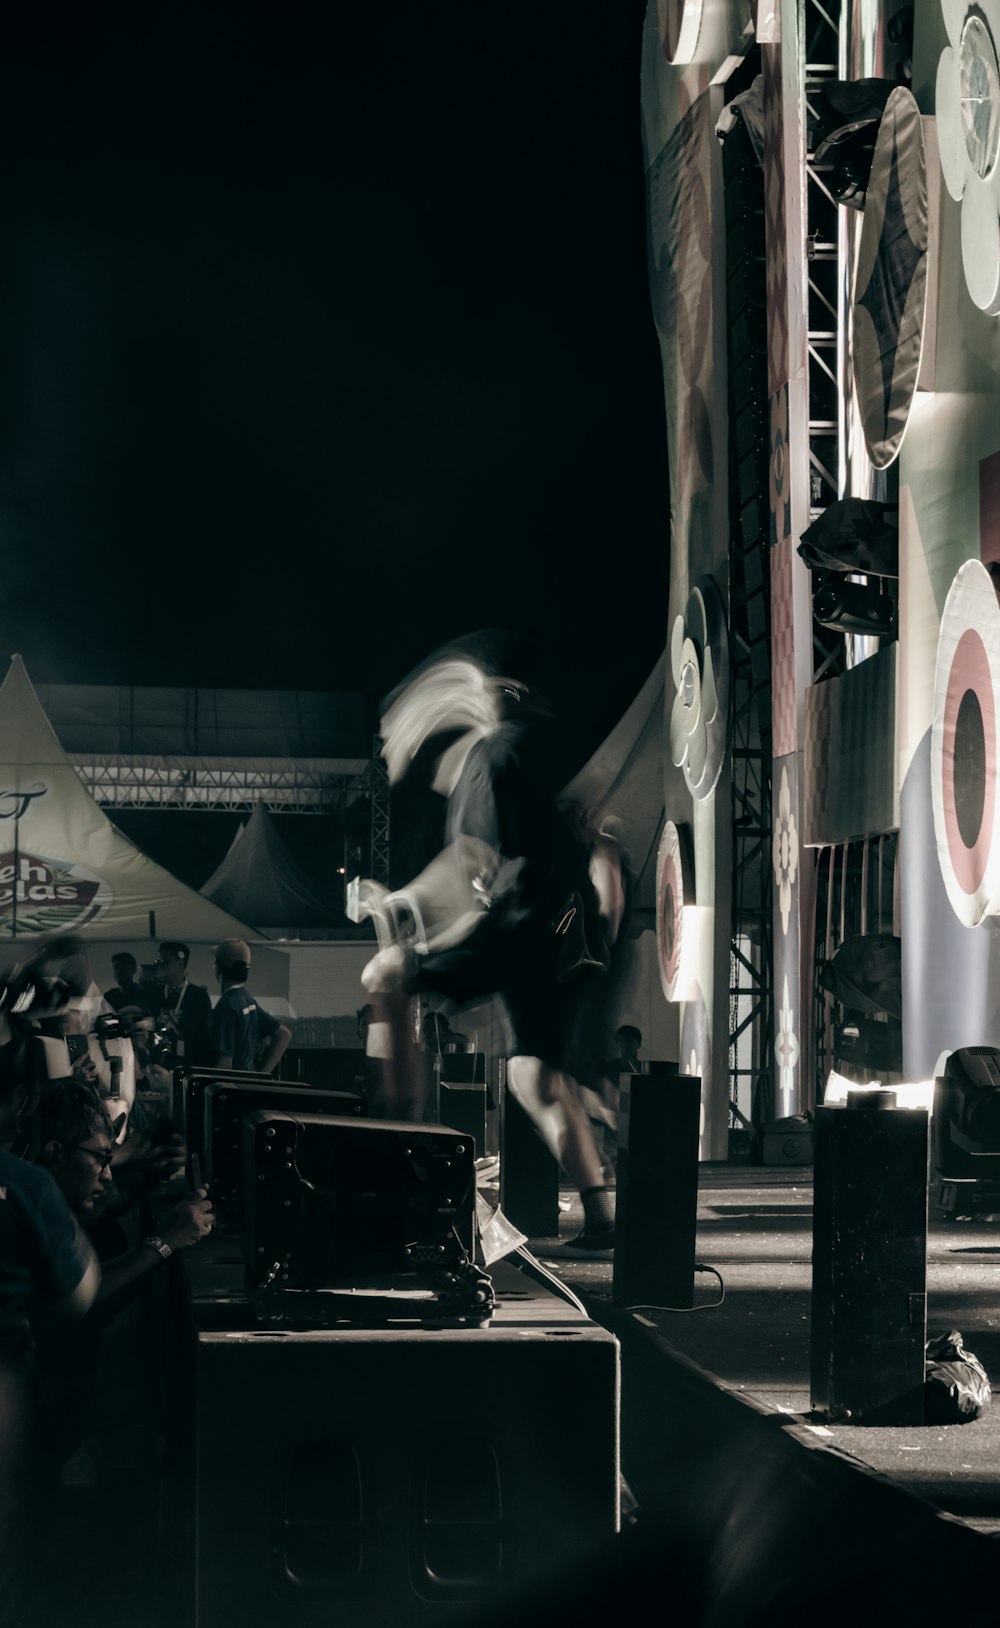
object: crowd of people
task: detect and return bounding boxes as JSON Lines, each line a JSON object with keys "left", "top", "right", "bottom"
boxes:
{"left": 0, "top": 637, "right": 645, "bottom": 1621}
{"left": 0, "top": 932, "right": 293, "bottom": 1622}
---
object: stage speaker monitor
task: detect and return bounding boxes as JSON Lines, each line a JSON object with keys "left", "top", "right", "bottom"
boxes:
{"left": 811, "top": 1100, "right": 929, "bottom": 1424}
{"left": 203, "top": 1081, "right": 364, "bottom": 1216}
{"left": 243, "top": 1111, "right": 477, "bottom": 1294}
{"left": 282, "top": 1048, "right": 370, "bottom": 1102}
{"left": 613, "top": 1065, "right": 701, "bottom": 1311}
{"left": 173, "top": 1066, "right": 275, "bottom": 1152}
{"left": 437, "top": 1051, "right": 488, "bottom": 1157}
{"left": 499, "top": 1059, "right": 560, "bottom": 1239}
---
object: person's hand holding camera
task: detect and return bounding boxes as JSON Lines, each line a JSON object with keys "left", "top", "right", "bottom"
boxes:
{"left": 161, "top": 1187, "right": 214, "bottom": 1252}
{"left": 147, "top": 1131, "right": 186, "bottom": 1181}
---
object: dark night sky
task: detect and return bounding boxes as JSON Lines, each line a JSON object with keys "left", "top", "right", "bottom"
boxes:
{"left": 0, "top": 2, "right": 668, "bottom": 774}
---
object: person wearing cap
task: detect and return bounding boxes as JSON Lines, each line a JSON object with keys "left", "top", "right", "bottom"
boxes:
{"left": 210, "top": 940, "right": 290, "bottom": 1075}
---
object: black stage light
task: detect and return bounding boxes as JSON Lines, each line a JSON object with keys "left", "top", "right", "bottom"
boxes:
{"left": 813, "top": 573, "right": 896, "bottom": 636}
{"left": 933, "top": 1048, "right": 1000, "bottom": 1216}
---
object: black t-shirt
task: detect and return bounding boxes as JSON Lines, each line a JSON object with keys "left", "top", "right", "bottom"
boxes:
{"left": 103, "top": 983, "right": 152, "bottom": 1016}
{"left": 211, "top": 986, "right": 279, "bottom": 1071}
{"left": 154, "top": 981, "right": 213, "bottom": 1067}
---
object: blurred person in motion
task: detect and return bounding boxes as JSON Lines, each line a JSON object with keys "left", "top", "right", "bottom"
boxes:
{"left": 362, "top": 635, "right": 627, "bottom": 1256}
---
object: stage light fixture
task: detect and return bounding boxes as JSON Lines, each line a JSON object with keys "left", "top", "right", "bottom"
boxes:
{"left": 813, "top": 573, "right": 896, "bottom": 636}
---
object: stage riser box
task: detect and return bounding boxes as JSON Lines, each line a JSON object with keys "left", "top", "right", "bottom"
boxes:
{"left": 190, "top": 1330, "right": 619, "bottom": 1626}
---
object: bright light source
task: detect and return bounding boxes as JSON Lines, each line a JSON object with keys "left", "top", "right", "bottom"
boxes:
{"left": 823, "top": 1070, "right": 934, "bottom": 1111}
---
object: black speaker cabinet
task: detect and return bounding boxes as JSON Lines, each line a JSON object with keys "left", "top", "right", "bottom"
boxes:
{"left": 174, "top": 1067, "right": 275, "bottom": 1152}
{"left": 499, "top": 1061, "right": 560, "bottom": 1238}
{"left": 203, "top": 1082, "right": 363, "bottom": 1216}
{"left": 244, "top": 1112, "right": 478, "bottom": 1291}
{"left": 178, "top": 1260, "right": 619, "bottom": 1627}
{"left": 811, "top": 1104, "right": 929, "bottom": 1424}
{"left": 613, "top": 1067, "right": 701, "bottom": 1310}
{"left": 282, "top": 1048, "right": 372, "bottom": 1101}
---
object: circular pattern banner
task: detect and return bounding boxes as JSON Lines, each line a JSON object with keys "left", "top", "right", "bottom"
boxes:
{"left": 852, "top": 86, "right": 928, "bottom": 468}
{"left": 931, "top": 559, "right": 1000, "bottom": 924}
{"left": 937, "top": 1, "right": 1000, "bottom": 315}
{"left": 656, "top": 819, "right": 694, "bottom": 1002}
{"left": 657, "top": 0, "right": 704, "bottom": 65}
{"left": 669, "top": 576, "right": 730, "bottom": 800}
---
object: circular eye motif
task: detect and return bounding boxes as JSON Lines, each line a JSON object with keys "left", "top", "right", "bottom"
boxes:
{"left": 656, "top": 0, "right": 704, "bottom": 65}
{"left": 937, "top": 2, "right": 1000, "bottom": 316}
{"left": 852, "top": 87, "right": 928, "bottom": 469}
{"left": 931, "top": 559, "right": 1000, "bottom": 925}
{"left": 960, "top": 15, "right": 1000, "bottom": 179}
{"left": 656, "top": 820, "right": 693, "bottom": 1001}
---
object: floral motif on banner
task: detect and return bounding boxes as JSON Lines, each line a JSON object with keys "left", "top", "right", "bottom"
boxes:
{"left": 769, "top": 384, "right": 791, "bottom": 544}
{"left": 772, "top": 763, "right": 799, "bottom": 936}
{"left": 776, "top": 974, "right": 800, "bottom": 1110}
{"left": 937, "top": 1, "right": 1000, "bottom": 314}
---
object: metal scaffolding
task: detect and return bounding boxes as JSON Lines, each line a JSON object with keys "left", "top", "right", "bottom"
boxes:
{"left": 723, "top": 102, "right": 774, "bottom": 1140}
{"left": 70, "top": 753, "right": 369, "bottom": 815}
{"left": 367, "top": 738, "right": 391, "bottom": 885}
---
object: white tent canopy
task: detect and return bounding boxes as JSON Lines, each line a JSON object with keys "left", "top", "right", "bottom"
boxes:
{"left": 563, "top": 651, "right": 666, "bottom": 914}
{"left": 0, "top": 654, "right": 255, "bottom": 943}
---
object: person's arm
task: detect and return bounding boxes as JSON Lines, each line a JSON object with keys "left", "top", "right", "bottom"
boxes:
{"left": 258, "top": 1024, "right": 290, "bottom": 1076}
{"left": 92, "top": 1189, "right": 213, "bottom": 1318}
{"left": 211, "top": 994, "right": 236, "bottom": 1072}
{"left": 193, "top": 985, "right": 214, "bottom": 1066}
{"left": 254, "top": 1007, "right": 289, "bottom": 1076}
{"left": 53, "top": 1245, "right": 101, "bottom": 1318}
{"left": 32, "top": 1173, "right": 101, "bottom": 1320}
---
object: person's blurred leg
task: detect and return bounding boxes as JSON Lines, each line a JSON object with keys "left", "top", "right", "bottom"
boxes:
{"left": 506, "top": 1055, "right": 605, "bottom": 1193}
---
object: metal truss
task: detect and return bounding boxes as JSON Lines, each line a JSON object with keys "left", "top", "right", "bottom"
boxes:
{"left": 804, "top": 0, "right": 846, "bottom": 683}
{"left": 721, "top": 102, "right": 774, "bottom": 1143}
{"left": 70, "top": 754, "right": 368, "bottom": 815}
{"left": 367, "top": 738, "right": 391, "bottom": 885}
{"left": 730, "top": 664, "right": 774, "bottom": 1132}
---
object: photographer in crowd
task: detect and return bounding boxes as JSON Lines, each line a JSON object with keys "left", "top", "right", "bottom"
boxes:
{"left": 25, "top": 1078, "right": 213, "bottom": 1476}
{"left": 150, "top": 941, "right": 213, "bottom": 1068}
{"left": 0, "top": 943, "right": 102, "bottom": 1608}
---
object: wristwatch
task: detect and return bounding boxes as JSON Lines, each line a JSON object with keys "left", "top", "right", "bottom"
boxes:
{"left": 143, "top": 1235, "right": 173, "bottom": 1261}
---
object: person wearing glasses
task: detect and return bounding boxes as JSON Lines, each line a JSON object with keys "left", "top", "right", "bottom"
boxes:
{"left": 152, "top": 942, "right": 213, "bottom": 1068}
{"left": 25, "top": 1081, "right": 211, "bottom": 1476}
{"left": 1, "top": 1009, "right": 100, "bottom": 1615}
{"left": 30, "top": 1080, "right": 214, "bottom": 1311}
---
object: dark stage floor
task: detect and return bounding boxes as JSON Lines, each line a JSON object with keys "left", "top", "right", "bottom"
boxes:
{"left": 539, "top": 1164, "right": 1000, "bottom": 1536}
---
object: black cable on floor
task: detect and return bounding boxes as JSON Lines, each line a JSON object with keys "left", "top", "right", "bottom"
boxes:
{"left": 623, "top": 1263, "right": 725, "bottom": 1315}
